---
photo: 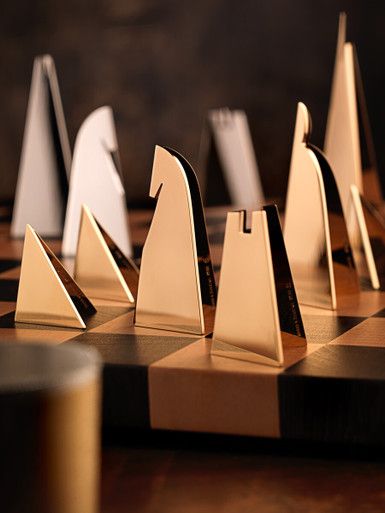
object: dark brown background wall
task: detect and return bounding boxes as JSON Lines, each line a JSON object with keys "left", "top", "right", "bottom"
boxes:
{"left": 0, "top": 0, "right": 384, "bottom": 206}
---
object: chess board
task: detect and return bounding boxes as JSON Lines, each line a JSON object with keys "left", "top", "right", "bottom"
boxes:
{"left": 2, "top": 204, "right": 385, "bottom": 447}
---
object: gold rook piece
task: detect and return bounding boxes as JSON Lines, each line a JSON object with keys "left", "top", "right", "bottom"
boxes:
{"left": 135, "top": 145, "right": 216, "bottom": 335}
{"left": 325, "top": 12, "right": 385, "bottom": 289}
{"left": 15, "top": 225, "right": 96, "bottom": 329}
{"left": 284, "top": 102, "right": 359, "bottom": 310}
{"left": 212, "top": 206, "right": 306, "bottom": 367}
{"left": 74, "top": 205, "right": 139, "bottom": 302}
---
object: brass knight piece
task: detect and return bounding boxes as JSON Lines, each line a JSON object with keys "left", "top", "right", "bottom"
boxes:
{"left": 135, "top": 145, "right": 216, "bottom": 335}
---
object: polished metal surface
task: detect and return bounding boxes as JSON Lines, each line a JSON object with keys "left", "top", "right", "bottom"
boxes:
{"left": 262, "top": 204, "right": 306, "bottom": 345}
{"left": 0, "top": 343, "right": 101, "bottom": 513}
{"left": 324, "top": 12, "right": 385, "bottom": 290}
{"left": 62, "top": 106, "right": 131, "bottom": 258}
{"left": 324, "top": 13, "right": 360, "bottom": 212}
{"left": 346, "top": 186, "right": 380, "bottom": 289}
{"left": 325, "top": 12, "right": 383, "bottom": 208}
{"left": 350, "top": 188, "right": 385, "bottom": 290}
{"left": 212, "top": 210, "right": 283, "bottom": 365}
{"left": 15, "top": 225, "right": 96, "bottom": 329}
{"left": 284, "top": 102, "right": 359, "bottom": 310}
{"left": 11, "top": 55, "right": 71, "bottom": 238}
{"left": 212, "top": 206, "right": 306, "bottom": 366}
{"left": 74, "top": 205, "right": 138, "bottom": 303}
{"left": 135, "top": 145, "right": 216, "bottom": 335}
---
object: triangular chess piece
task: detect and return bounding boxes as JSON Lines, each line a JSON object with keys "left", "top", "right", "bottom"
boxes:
{"left": 135, "top": 145, "right": 217, "bottom": 335}
{"left": 15, "top": 225, "right": 96, "bottom": 329}
{"left": 212, "top": 205, "right": 306, "bottom": 366}
{"left": 325, "top": 12, "right": 382, "bottom": 208}
{"left": 62, "top": 106, "right": 132, "bottom": 258}
{"left": 324, "top": 12, "right": 385, "bottom": 289}
{"left": 11, "top": 55, "right": 71, "bottom": 238}
{"left": 74, "top": 205, "right": 139, "bottom": 302}
{"left": 199, "top": 108, "right": 264, "bottom": 209}
{"left": 284, "top": 102, "right": 359, "bottom": 310}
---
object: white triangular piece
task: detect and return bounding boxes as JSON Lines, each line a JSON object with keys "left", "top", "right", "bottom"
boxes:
{"left": 62, "top": 106, "right": 132, "bottom": 258}
{"left": 212, "top": 210, "right": 288, "bottom": 366}
{"left": 11, "top": 55, "right": 71, "bottom": 238}
{"left": 135, "top": 145, "right": 217, "bottom": 335}
{"left": 15, "top": 225, "right": 96, "bottom": 329}
{"left": 284, "top": 103, "right": 359, "bottom": 309}
{"left": 201, "top": 108, "right": 264, "bottom": 209}
{"left": 74, "top": 205, "right": 138, "bottom": 302}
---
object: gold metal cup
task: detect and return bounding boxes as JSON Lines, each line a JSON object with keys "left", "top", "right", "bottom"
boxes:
{"left": 0, "top": 343, "right": 101, "bottom": 513}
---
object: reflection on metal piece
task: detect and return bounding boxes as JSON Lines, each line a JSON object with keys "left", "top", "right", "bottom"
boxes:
{"left": 325, "top": 12, "right": 382, "bottom": 206}
{"left": 348, "top": 187, "right": 385, "bottom": 290}
{"left": 212, "top": 206, "right": 306, "bottom": 367}
{"left": 135, "top": 145, "right": 216, "bottom": 335}
{"left": 62, "top": 106, "right": 132, "bottom": 258}
{"left": 74, "top": 205, "right": 138, "bottom": 303}
{"left": 199, "top": 108, "right": 264, "bottom": 210}
{"left": 325, "top": 13, "right": 361, "bottom": 209}
{"left": 263, "top": 205, "right": 306, "bottom": 344}
{"left": 11, "top": 55, "right": 71, "bottom": 238}
{"left": 325, "top": 12, "right": 385, "bottom": 290}
{"left": 15, "top": 225, "right": 96, "bottom": 329}
{"left": 284, "top": 102, "right": 359, "bottom": 310}
{"left": 348, "top": 186, "right": 380, "bottom": 289}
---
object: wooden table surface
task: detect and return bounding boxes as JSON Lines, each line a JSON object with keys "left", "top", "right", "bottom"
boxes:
{"left": 100, "top": 431, "right": 385, "bottom": 513}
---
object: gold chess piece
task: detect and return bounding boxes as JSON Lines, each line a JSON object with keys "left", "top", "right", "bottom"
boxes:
{"left": 15, "top": 225, "right": 96, "bottom": 329}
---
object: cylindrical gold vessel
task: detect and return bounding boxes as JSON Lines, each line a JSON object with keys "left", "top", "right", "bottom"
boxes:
{"left": 0, "top": 343, "right": 101, "bottom": 513}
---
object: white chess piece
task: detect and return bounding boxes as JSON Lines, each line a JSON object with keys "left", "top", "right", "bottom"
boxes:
{"left": 11, "top": 55, "right": 71, "bottom": 238}
{"left": 62, "top": 106, "right": 132, "bottom": 257}
{"left": 203, "top": 108, "right": 264, "bottom": 210}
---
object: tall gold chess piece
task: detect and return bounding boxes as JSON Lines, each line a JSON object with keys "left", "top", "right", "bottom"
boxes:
{"left": 135, "top": 146, "right": 216, "bottom": 335}
{"left": 325, "top": 12, "right": 385, "bottom": 289}
{"left": 284, "top": 103, "right": 359, "bottom": 309}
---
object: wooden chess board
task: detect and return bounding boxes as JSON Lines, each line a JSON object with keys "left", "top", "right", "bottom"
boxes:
{"left": 1, "top": 205, "right": 385, "bottom": 447}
